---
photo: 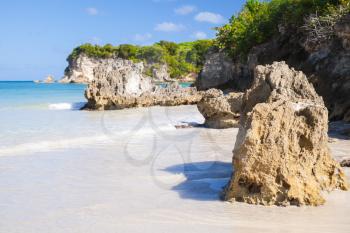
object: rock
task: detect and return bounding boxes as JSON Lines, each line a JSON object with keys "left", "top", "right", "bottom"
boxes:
{"left": 43, "top": 75, "right": 55, "bottom": 83}
{"left": 61, "top": 53, "right": 175, "bottom": 84}
{"left": 328, "top": 137, "right": 339, "bottom": 143}
{"left": 60, "top": 54, "right": 112, "bottom": 84}
{"left": 84, "top": 59, "right": 203, "bottom": 110}
{"left": 223, "top": 62, "right": 348, "bottom": 206}
{"left": 335, "top": 14, "right": 350, "bottom": 49}
{"left": 195, "top": 48, "right": 251, "bottom": 91}
{"left": 149, "top": 63, "right": 172, "bottom": 82}
{"left": 84, "top": 59, "right": 154, "bottom": 109}
{"left": 197, "top": 89, "right": 243, "bottom": 129}
{"left": 341, "top": 159, "right": 350, "bottom": 167}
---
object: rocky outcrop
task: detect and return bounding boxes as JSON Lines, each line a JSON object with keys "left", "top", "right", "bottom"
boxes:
{"left": 197, "top": 89, "right": 243, "bottom": 128}
{"left": 223, "top": 62, "right": 348, "bottom": 206}
{"left": 198, "top": 14, "right": 350, "bottom": 122}
{"left": 149, "top": 63, "right": 172, "bottom": 82}
{"left": 34, "top": 75, "right": 55, "bottom": 84}
{"left": 61, "top": 54, "right": 175, "bottom": 84}
{"left": 84, "top": 59, "right": 203, "bottom": 110}
{"left": 195, "top": 48, "right": 251, "bottom": 91}
{"left": 60, "top": 55, "right": 103, "bottom": 83}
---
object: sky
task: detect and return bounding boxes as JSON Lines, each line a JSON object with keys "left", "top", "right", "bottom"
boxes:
{"left": 0, "top": 0, "right": 246, "bottom": 80}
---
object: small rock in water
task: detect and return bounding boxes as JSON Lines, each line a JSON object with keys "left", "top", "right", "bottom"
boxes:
{"left": 341, "top": 159, "right": 350, "bottom": 167}
{"left": 328, "top": 137, "right": 339, "bottom": 143}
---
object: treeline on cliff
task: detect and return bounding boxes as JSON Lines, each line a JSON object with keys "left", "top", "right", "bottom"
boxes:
{"left": 216, "top": 0, "right": 350, "bottom": 59}
{"left": 67, "top": 40, "right": 213, "bottom": 79}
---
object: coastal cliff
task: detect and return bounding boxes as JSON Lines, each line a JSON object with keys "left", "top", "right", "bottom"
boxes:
{"left": 61, "top": 40, "right": 212, "bottom": 84}
{"left": 196, "top": 5, "right": 350, "bottom": 123}
{"left": 60, "top": 54, "right": 173, "bottom": 84}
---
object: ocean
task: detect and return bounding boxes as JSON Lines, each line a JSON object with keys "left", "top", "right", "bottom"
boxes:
{"left": 1, "top": 81, "right": 349, "bottom": 233}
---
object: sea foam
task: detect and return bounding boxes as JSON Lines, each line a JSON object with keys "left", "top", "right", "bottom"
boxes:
{"left": 48, "top": 102, "right": 86, "bottom": 110}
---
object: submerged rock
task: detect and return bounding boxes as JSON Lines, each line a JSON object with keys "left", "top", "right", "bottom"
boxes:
{"left": 197, "top": 89, "right": 243, "bottom": 129}
{"left": 84, "top": 59, "right": 202, "bottom": 110}
{"left": 224, "top": 62, "right": 348, "bottom": 206}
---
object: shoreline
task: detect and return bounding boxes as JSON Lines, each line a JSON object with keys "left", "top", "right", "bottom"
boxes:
{"left": 0, "top": 105, "right": 349, "bottom": 232}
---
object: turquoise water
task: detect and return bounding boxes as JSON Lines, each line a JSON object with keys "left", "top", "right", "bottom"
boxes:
{"left": 0, "top": 81, "right": 87, "bottom": 109}
{"left": 0, "top": 81, "right": 201, "bottom": 152}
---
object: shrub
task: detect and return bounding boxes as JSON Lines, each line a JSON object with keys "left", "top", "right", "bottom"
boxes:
{"left": 216, "top": 0, "right": 350, "bottom": 59}
{"left": 67, "top": 39, "right": 214, "bottom": 79}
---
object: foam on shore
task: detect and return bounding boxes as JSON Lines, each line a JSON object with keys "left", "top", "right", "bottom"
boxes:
{"left": 48, "top": 102, "right": 86, "bottom": 110}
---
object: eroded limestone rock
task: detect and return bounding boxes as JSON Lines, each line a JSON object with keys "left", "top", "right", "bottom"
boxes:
{"left": 84, "top": 60, "right": 203, "bottom": 110}
{"left": 197, "top": 89, "right": 243, "bottom": 129}
{"left": 224, "top": 62, "right": 348, "bottom": 206}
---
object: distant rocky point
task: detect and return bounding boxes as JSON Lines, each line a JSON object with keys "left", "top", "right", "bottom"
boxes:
{"left": 34, "top": 75, "right": 55, "bottom": 84}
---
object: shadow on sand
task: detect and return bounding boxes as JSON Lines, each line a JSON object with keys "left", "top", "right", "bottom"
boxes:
{"left": 164, "top": 161, "right": 232, "bottom": 201}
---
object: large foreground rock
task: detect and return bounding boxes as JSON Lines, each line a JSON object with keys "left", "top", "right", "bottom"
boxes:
{"left": 197, "top": 89, "right": 243, "bottom": 128}
{"left": 224, "top": 62, "right": 348, "bottom": 206}
{"left": 84, "top": 59, "right": 202, "bottom": 110}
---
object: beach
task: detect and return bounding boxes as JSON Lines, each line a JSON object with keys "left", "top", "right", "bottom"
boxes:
{"left": 0, "top": 82, "right": 349, "bottom": 233}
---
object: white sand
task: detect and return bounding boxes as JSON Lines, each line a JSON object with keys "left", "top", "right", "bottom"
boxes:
{"left": 0, "top": 105, "right": 349, "bottom": 233}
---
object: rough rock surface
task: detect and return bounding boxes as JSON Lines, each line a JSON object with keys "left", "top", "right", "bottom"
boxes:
{"left": 195, "top": 48, "right": 251, "bottom": 91}
{"left": 60, "top": 54, "right": 174, "bottom": 84}
{"left": 60, "top": 54, "right": 104, "bottom": 83}
{"left": 84, "top": 60, "right": 202, "bottom": 110}
{"left": 150, "top": 63, "right": 172, "bottom": 82}
{"left": 223, "top": 62, "right": 348, "bottom": 206}
{"left": 197, "top": 89, "right": 243, "bottom": 129}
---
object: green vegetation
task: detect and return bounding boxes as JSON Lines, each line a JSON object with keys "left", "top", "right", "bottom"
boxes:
{"left": 216, "top": 0, "right": 350, "bottom": 59}
{"left": 68, "top": 40, "right": 213, "bottom": 79}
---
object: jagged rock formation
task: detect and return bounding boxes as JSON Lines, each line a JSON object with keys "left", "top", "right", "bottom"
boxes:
{"left": 195, "top": 48, "right": 250, "bottom": 91}
{"left": 34, "top": 75, "right": 55, "bottom": 84}
{"left": 84, "top": 59, "right": 203, "bottom": 110}
{"left": 60, "top": 54, "right": 174, "bottom": 84}
{"left": 197, "top": 89, "right": 243, "bottom": 128}
{"left": 223, "top": 62, "right": 348, "bottom": 206}
{"left": 198, "top": 14, "right": 350, "bottom": 122}
{"left": 60, "top": 55, "right": 103, "bottom": 83}
{"left": 151, "top": 64, "right": 172, "bottom": 82}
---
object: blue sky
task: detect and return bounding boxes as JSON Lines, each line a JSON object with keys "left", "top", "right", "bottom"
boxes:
{"left": 0, "top": 0, "right": 246, "bottom": 80}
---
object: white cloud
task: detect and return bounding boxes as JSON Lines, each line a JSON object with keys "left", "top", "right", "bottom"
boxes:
{"left": 86, "top": 7, "right": 98, "bottom": 16}
{"left": 192, "top": 31, "right": 207, "bottom": 39}
{"left": 194, "top": 12, "right": 225, "bottom": 24}
{"left": 133, "top": 33, "right": 152, "bottom": 42}
{"left": 154, "top": 22, "right": 185, "bottom": 32}
{"left": 174, "top": 5, "right": 196, "bottom": 15}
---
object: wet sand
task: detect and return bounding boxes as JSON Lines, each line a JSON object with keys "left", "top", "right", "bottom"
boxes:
{"left": 0, "top": 105, "right": 349, "bottom": 233}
